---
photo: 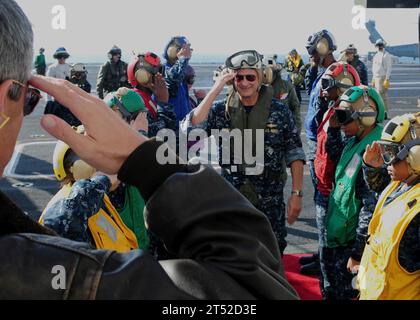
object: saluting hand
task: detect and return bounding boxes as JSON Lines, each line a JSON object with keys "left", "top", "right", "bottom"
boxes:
{"left": 152, "top": 73, "right": 169, "bottom": 104}
{"left": 363, "top": 141, "right": 384, "bottom": 168}
{"left": 29, "top": 76, "right": 147, "bottom": 175}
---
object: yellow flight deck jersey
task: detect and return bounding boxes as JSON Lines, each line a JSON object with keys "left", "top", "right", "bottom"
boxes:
{"left": 357, "top": 181, "right": 420, "bottom": 300}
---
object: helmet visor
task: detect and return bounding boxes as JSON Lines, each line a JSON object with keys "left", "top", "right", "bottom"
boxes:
{"left": 225, "top": 50, "right": 261, "bottom": 70}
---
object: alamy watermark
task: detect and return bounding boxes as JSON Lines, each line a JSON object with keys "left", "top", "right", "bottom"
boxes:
{"left": 155, "top": 128, "right": 266, "bottom": 176}
{"left": 352, "top": 5, "right": 366, "bottom": 30}
{"left": 51, "top": 265, "right": 66, "bottom": 290}
{"left": 51, "top": 5, "right": 66, "bottom": 30}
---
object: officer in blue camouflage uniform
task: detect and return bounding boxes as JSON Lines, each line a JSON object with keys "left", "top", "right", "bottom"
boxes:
{"left": 181, "top": 50, "right": 305, "bottom": 254}
{"left": 163, "top": 36, "right": 193, "bottom": 128}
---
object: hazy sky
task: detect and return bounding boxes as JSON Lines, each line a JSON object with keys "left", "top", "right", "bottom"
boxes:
{"left": 16, "top": 0, "right": 419, "bottom": 62}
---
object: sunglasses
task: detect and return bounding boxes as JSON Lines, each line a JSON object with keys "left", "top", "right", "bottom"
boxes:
{"left": 113, "top": 98, "right": 140, "bottom": 123}
{"left": 235, "top": 74, "right": 257, "bottom": 83}
{"left": 0, "top": 80, "right": 41, "bottom": 129}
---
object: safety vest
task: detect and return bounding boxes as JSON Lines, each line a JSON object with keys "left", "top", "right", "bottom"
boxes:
{"left": 40, "top": 184, "right": 139, "bottom": 253}
{"left": 326, "top": 125, "right": 383, "bottom": 247}
{"left": 229, "top": 85, "right": 273, "bottom": 159}
{"left": 357, "top": 181, "right": 420, "bottom": 300}
{"left": 88, "top": 194, "right": 138, "bottom": 252}
{"left": 227, "top": 85, "right": 275, "bottom": 206}
{"left": 314, "top": 107, "right": 336, "bottom": 196}
{"left": 118, "top": 185, "right": 149, "bottom": 250}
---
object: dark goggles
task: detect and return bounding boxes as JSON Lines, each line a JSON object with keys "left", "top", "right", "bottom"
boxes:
{"left": 335, "top": 109, "right": 356, "bottom": 125}
{"left": 225, "top": 50, "right": 261, "bottom": 70}
{"left": 113, "top": 98, "right": 139, "bottom": 123}
{"left": 321, "top": 77, "right": 352, "bottom": 91}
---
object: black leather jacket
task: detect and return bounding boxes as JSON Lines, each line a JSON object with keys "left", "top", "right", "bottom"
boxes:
{"left": 0, "top": 140, "right": 298, "bottom": 300}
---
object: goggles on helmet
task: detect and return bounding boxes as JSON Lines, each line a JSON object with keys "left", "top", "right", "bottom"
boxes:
{"left": 321, "top": 77, "right": 352, "bottom": 92}
{"left": 335, "top": 108, "right": 355, "bottom": 125}
{"left": 113, "top": 97, "right": 139, "bottom": 123}
{"left": 225, "top": 50, "right": 262, "bottom": 70}
{"left": 379, "top": 139, "right": 420, "bottom": 165}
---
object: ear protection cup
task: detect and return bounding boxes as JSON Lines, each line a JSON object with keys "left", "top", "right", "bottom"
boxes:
{"left": 135, "top": 69, "right": 151, "bottom": 85}
{"left": 262, "top": 67, "right": 274, "bottom": 85}
{"left": 70, "top": 159, "right": 95, "bottom": 181}
{"left": 358, "top": 105, "right": 377, "bottom": 127}
{"left": 316, "top": 38, "right": 330, "bottom": 56}
{"left": 167, "top": 46, "right": 179, "bottom": 60}
{"left": 107, "top": 53, "right": 113, "bottom": 60}
{"left": 407, "top": 145, "right": 420, "bottom": 172}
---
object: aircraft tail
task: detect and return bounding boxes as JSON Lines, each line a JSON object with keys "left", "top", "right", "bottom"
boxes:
{"left": 365, "top": 20, "right": 385, "bottom": 44}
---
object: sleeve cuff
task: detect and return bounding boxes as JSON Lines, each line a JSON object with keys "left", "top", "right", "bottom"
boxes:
{"left": 285, "top": 148, "right": 306, "bottom": 167}
{"left": 117, "top": 139, "right": 189, "bottom": 201}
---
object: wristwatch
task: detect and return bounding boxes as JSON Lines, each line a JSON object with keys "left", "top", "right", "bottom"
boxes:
{"left": 291, "top": 190, "right": 303, "bottom": 197}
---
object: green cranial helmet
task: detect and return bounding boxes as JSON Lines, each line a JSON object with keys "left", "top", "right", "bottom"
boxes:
{"left": 105, "top": 88, "right": 146, "bottom": 113}
{"left": 339, "top": 86, "right": 385, "bottom": 123}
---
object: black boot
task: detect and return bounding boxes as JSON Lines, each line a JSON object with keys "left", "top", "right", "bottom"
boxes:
{"left": 299, "top": 253, "right": 319, "bottom": 265}
{"left": 300, "top": 261, "right": 321, "bottom": 276}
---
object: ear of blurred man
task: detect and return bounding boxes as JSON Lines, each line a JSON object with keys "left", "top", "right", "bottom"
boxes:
{"left": 0, "top": 80, "right": 25, "bottom": 177}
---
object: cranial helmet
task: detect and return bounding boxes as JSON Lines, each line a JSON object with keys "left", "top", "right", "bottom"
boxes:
{"left": 378, "top": 113, "right": 420, "bottom": 176}
{"left": 306, "top": 29, "right": 337, "bottom": 57}
{"left": 335, "top": 85, "right": 385, "bottom": 130}
{"left": 127, "top": 52, "right": 161, "bottom": 87}
{"left": 53, "top": 126, "right": 95, "bottom": 182}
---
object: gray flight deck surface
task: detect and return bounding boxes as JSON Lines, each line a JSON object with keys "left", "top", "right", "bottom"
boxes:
{"left": 1, "top": 63, "right": 419, "bottom": 254}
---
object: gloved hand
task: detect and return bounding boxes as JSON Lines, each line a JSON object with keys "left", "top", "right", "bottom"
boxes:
{"left": 383, "top": 79, "right": 390, "bottom": 89}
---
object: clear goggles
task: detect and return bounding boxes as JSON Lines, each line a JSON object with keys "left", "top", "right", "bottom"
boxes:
{"left": 225, "top": 50, "right": 262, "bottom": 70}
{"left": 321, "top": 77, "right": 352, "bottom": 92}
{"left": 378, "top": 139, "right": 420, "bottom": 165}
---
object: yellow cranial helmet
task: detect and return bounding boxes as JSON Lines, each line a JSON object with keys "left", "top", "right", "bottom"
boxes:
{"left": 379, "top": 113, "right": 420, "bottom": 173}
{"left": 52, "top": 126, "right": 95, "bottom": 181}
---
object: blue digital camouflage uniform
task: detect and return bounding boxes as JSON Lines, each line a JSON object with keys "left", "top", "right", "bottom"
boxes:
{"left": 42, "top": 175, "right": 111, "bottom": 245}
{"left": 363, "top": 165, "right": 420, "bottom": 273}
{"left": 164, "top": 57, "right": 191, "bottom": 127}
{"left": 182, "top": 91, "right": 306, "bottom": 254}
{"left": 319, "top": 127, "right": 379, "bottom": 300}
{"left": 147, "top": 101, "right": 177, "bottom": 138}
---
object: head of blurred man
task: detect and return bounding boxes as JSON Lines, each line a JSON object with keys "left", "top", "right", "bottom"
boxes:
{"left": 108, "top": 46, "right": 122, "bottom": 64}
{"left": 306, "top": 30, "right": 337, "bottom": 68}
{"left": 225, "top": 50, "right": 264, "bottom": 105}
{"left": 164, "top": 36, "right": 192, "bottom": 65}
{"left": 0, "top": 0, "right": 39, "bottom": 177}
{"left": 375, "top": 39, "right": 385, "bottom": 52}
{"left": 344, "top": 44, "right": 357, "bottom": 63}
